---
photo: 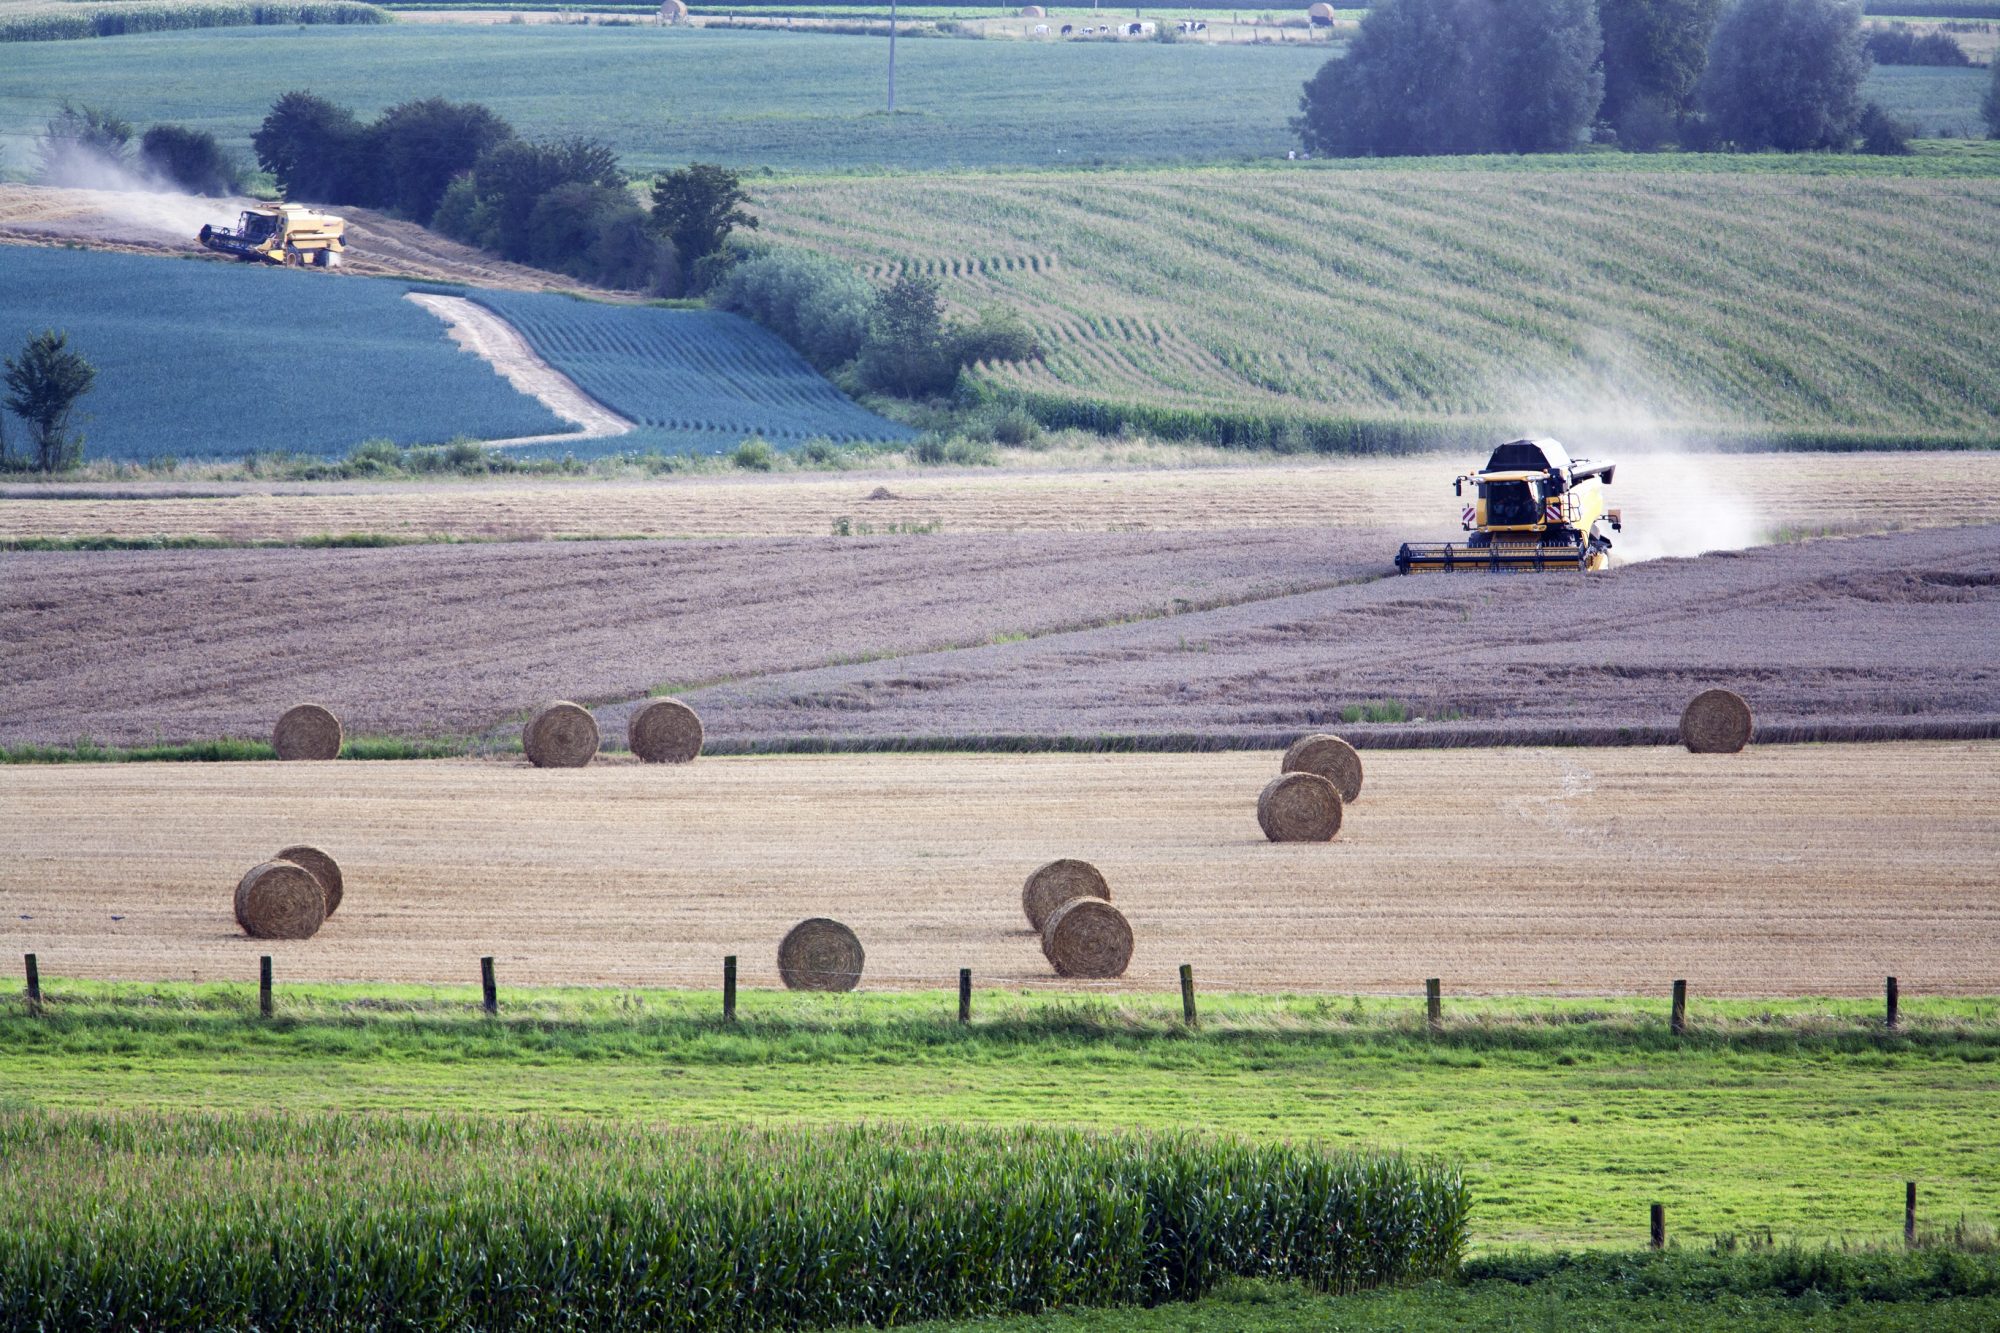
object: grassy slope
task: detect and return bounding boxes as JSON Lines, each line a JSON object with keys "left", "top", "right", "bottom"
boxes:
{"left": 756, "top": 151, "right": 2000, "bottom": 448}
{"left": 6, "top": 984, "right": 1998, "bottom": 1249}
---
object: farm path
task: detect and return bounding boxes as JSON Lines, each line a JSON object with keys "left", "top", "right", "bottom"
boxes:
{"left": 3, "top": 743, "right": 1994, "bottom": 994}
{"left": 0, "top": 529, "right": 1382, "bottom": 746}
{"left": 4, "top": 451, "right": 1996, "bottom": 544}
{"left": 679, "top": 524, "right": 2000, "bottom": 746}
{"left": 406, "top": 293, "right": 634, "bottom": 444}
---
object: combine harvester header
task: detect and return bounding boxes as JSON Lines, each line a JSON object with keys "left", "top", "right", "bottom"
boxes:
{"left": 1396, "top": 438, "right": 1622, "bottom": 574}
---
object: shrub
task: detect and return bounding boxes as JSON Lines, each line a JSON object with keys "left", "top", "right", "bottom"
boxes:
{"left": 731, "top": 437, "right": 777, "bottom": 470}
{"left": 1863, "top": 24, "right": 1970, "bottom": 64}
{"left": 953, "top": 306, "right": 1039, "bottom": 366}
{"left": 33, "top": 101, "right": 131, "bottom": 186}
{"left": 650, "top": 162, "right": 758, "bottom": 290}
{"left": 462, "top": 135, "right": 625, "bottom": 259}
{"left": 711, "top": 248, "right": 876, "bottom": 369}
{"left": 1698, "top": 0, "right": 1868, "bottom": 151}
{"left": 1294, "top": 0, "right": 1603, "bottom": 156}
{"left": 1857, "top": 101, "right": 1914, "bottom": 153}
{"left": 858, "top": 272, "right": 957, "bottom": 397}
{"left": 139, "top": 124, "right": 239, "bottom": 195}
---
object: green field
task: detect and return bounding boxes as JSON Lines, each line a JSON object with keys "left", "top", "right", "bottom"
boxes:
{"left": 7, "top": 984, "right": 1998, "bottom": 1251}
{"left": 756, "top": 153, "right": 2000, "bottom": 449}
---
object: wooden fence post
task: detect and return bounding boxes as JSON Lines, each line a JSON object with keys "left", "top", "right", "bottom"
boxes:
{"left": 958, "top": 968, "right": 971, "bottom": 1024}
{"left": 1650, "top": 1202, "right": 1666, "bottom": 1249}
{"left": 480, "top": 956, "right": 497, "bottom": 1015}
{"left": 1886, "top": 976, "right": 1899, "bottom": 1030}
{"left": 1179, "top": 964, "right": 1197, "bottom": 1028}
{"left": 259, "top": 955, "right": 272, "bottom": 1018}
{"left": 23, "top": 953, "right": 41, "bottom": 1017}
{"left": 1905, "top": 1181, "right": 1917, "bottom": 1247}
{"left": 1670, "top": 979, "right": 1687, "bottom": 1036}
{"left": 1425, "top": 977, "right": 1441, "bottom": 1030}
{"left": 723, "top": 955, "right": 738, "bottom": 1023}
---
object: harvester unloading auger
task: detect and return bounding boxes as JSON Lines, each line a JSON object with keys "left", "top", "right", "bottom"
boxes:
{"left": 1396, "top": 438, "right": 1622, "bottom": 574}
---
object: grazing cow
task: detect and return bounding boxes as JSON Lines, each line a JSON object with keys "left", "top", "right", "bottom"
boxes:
{"left": 1034, "top": 22, "right": 1048, "bottom": 32}
{"left": 1061, "top": 22, "right": 1073, "bottom": 31}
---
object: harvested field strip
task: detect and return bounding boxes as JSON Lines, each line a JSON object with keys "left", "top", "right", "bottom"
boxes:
{"left": 3, "top": 743, "right": 1995, "bottom": 994}
{"left": 0, "top": 529, "right": 1380, "bottom": 746}
{"left": 3, "top": 451, "right": 1996, "bottom": 544}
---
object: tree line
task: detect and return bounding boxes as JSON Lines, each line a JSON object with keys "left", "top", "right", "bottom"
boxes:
{"left": 1296, "top": 0, "right": 1999, "bottom": 157}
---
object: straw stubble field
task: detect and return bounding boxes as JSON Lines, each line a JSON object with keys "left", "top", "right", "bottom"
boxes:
{"left": 4, "top": 743, "right": 1995, "bottom": 994}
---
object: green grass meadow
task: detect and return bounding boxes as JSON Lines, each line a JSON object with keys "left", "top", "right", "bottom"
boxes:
{"left": 5, "top": 984, "right": 1997, "bottom": 1250}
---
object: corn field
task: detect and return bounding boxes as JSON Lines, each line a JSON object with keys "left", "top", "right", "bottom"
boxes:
{"left": 757, "top": 162, "right": 2000, "bottom": 451}
{"left": 0, "top": 0, "right": 383, "bottom": 42}
{"left": 0, "top": 1113, "right": 1465, "bottom": 1331}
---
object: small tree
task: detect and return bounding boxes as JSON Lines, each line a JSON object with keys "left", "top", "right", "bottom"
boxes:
{"left": 34, "top": 102, "right": 133, "bottom": 186}
{"left": 858, "top": 273, "right": 955, "bottom": 397}
{"left": 649, "top": 163, "right": 757, "bottom": 289}
{"left": 1856, "top": 102, "right": 1912, "bottom": 155}
{"left": 1697, "top": 0, "right": 1867, "bottom": 151}
{"left": 3, "top": 331, "right": 97, "bottom": 473}
{"left": 140, "top": 125, "right": 240, "bottom": 195}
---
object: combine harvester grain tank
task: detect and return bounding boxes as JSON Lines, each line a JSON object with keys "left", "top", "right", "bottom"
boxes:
{"left": 1396, "top": 437, "right": 1623, "bottom": 573}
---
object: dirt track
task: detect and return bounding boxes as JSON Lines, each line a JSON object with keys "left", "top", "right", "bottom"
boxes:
{"left": 405, "top": 293, "right": 634, "bottom": 443}
{"left": 2, "top": 744, "right": 1993, "bottom": 994}
{"left": 4, "top": 452, "right": 1998, "bottom": 543}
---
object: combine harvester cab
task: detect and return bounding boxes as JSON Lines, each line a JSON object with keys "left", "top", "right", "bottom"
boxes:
{"left": 1396, "top": 437, "right": 1622, "bottom": 574}
{"left": 198, "top": 204, "right": 345, "bottom": 267}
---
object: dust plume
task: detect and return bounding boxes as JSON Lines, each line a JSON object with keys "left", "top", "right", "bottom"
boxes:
{"left": 25, "top": 142, "right": 246, "bottom": 244}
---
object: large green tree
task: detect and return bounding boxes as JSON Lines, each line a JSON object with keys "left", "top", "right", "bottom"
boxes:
{"left": 372, "top": 97, "right": 514, "bottom": 225}
{"left": 1294, "top": 0, "right": 1602, "bottom": 157}
{"left": 1597, "top": 0, "right": 1725, "bottom": 134}
{"left": 649, "top": 163, "right": 758, "bottom": 288}
{"left": 1697, "top": 0, "right": 1867, "bottom": 151}
{"left": 3, "top": 330, "right": 96, "bottom": 473}
{"left": 253, "top": 91, "right": 369, "bottom": 203}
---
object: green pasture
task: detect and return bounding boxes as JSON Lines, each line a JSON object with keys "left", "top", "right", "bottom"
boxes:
{"left": 5, "top": 982, "right": 1997, "bottom": 1250}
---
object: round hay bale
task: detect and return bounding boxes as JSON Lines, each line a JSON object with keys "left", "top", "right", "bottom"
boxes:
{"left": 1020, "top": 4, "right": 1045, "bottom": 13}
{"left": 777, "top": 918, "right": 865, "bottom": 991}
{"left": 1021, "top": 858, "right": 1110, "bottom": 932}
{"left": 1041, "top": 898, "right": 1133, "bottom": 978}
{"left": 658, "top": 0, "right": 688, "bottom": 18}
{"left": 272, "top": 704, "right": 341, "bottom": 761}
{"left": 1306, "top": 0, "right": 1335, "bottom": 17}
{"left": 1257, "top": 772, "right": 1342, "bottom": 842}
{"left": 234, "top": 860, "right": 326, "bottom": 939}
{"left": 275, "top": 845, "right": 343, "bottom": 917}
{"left": 525, "top": 701, "right": 598, "bottom": 768}
{"left": 1281, "top": 732, "right": 1363, "bottom": 803}
{"left": 628, "top": 698, "right": 703, "bottom": 764}
{"left": 1680, "top": 688, "right": 1753, "bottom": 754}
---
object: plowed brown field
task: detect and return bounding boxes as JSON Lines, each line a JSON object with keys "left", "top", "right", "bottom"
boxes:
{"left": 6, "top": 451, "right": 1998, "bottom": 543}
{"left": 3, "top": 744, "right": 1994, "bottom": 995}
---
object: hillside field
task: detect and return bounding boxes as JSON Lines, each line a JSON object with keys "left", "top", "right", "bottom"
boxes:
{"left": 756, "top": 156, "right": 2000, "bottom": 449}
{"left": 0, "top": 25, "right": 1980, "bottom": 175}
{"left": 0, "top": 244, "right": 568, "bottom": 456}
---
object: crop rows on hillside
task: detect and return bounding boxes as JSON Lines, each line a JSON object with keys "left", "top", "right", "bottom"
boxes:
{"left": 758, "top": 164, "right": 2000, "bottom": 448}
{"left": 473, "top": 291, "right": 912, "bottom": 448}
{"left": 0, "top": 246, "right": 566, "bottom": 458}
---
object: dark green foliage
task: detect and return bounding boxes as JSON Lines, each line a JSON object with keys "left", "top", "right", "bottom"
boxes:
{"left": 1864, "top": 25, "right": 1970, "bottom": 64}
{"left": 1294, "top": 0, "right": 1603, "bottom": 156}
{"left": 1597, "top": 0, "right": 1724, "bottom": 134}
{"left": 1698, "top": 0, "right": 1868, "bottom": 150}
{"left": 649, "top": 161, "right": 758, "bottom": 289}
{"left": 1858, "top": 101, "right": 1914, "bottom": 153}
{"left": 523, "top": 182, "right": 671, "bottom": 289}
{"left": 32, "top": 101, "right": 131, "bottom": 185}
{"left": 1985, "top": 56, "right": 2000, "bottom": 136}
{"left": 252, "top": 90, "right": 369, "bottom": 202}
{"left": 858, "top": 272, "right": 956, "bottom": 396}
{"left": 953, "top": 306, "right": 1040, "bottom": 367}
{"left": 370, "top": 96, "right": 513, "bottom": 223}
{"left": 2, "top": 329, "right": 96, "bottom": 472}
{"left": 454, "top": 135, "right": 625, "bottom": 256}
{"left": 710, "top": 247, "right": 876, "bottom": 370}
{"left": 0, "top": 1115, "right": 1466, "bottom": 1331}
{"left": 0, "top": 2, "right": 385, "bottom": 43}
{"left": 138, "top": 124, "right": 239, "bottom": 195}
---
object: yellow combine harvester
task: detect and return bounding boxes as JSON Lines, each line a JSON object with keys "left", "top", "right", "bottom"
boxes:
{"left": 1395, "top": 438, "right": 1621, "bottom": 574}
{"left": 198, "top": 203, "right": 346, "bottom": 267}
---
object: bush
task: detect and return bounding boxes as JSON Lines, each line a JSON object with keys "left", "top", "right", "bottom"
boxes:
{"left": 1863, "top": 24, "right": 1970, "bottom": 64}
{"left": 464, "top": 135, "right": 625, "bottom": 260}
{"left": 138, "top": 125, "right": 239, "bottom": 196}
{"left": 1294, "top": 0, "right": 1604, "bottom": 156}
{"left": 953, "top": 306, "right": 1040, "bottom": 367}
{"left": 1698, "top": 0, "right": 1868, "bottom": 151}
{"left": 731, "top": 437, "right": 777, "bottom": 470}
{"left": 858, "top": 272, "right": 957, "bottom": 397}
{"left": 33, "top": 101, "right": 131, "bottom": 186}
{"left": 711, "top": 248, "right": 876, "bottom": 369}
{"left": 1857, "top": 101, "right": 1914, "bottom": 152}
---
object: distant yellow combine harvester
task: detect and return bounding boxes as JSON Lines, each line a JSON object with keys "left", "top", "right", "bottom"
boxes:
{"left": 197, "top": 203, "right": 346, "bottom": 267}
{"left": 1396, "top": 437, "right": 1622, "bottom": 574}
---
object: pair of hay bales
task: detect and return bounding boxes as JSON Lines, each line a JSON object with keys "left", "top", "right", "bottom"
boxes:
{"left": 235, "top": 846, "right": 343, "bottom": 940}
{"left": 1258, "top": 733, "right": 1362, "bottom": 842}
{"left": 1022, "top": 860, "right": 1132, "bottom": 978}
{"left": 524, "top": 699, "right": 704, "bottom": 767}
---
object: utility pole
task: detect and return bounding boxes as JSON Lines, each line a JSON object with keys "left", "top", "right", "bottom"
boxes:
{"left": 887, "top": 0, "right": 897, "bottom": 113}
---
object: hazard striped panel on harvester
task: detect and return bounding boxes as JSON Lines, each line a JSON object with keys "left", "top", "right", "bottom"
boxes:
{"left": 1543, "top": 500, "right": 1564, "bottom": 523}
{"left": 1461, "top": 506, "right": 1475, "bottom": 526}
